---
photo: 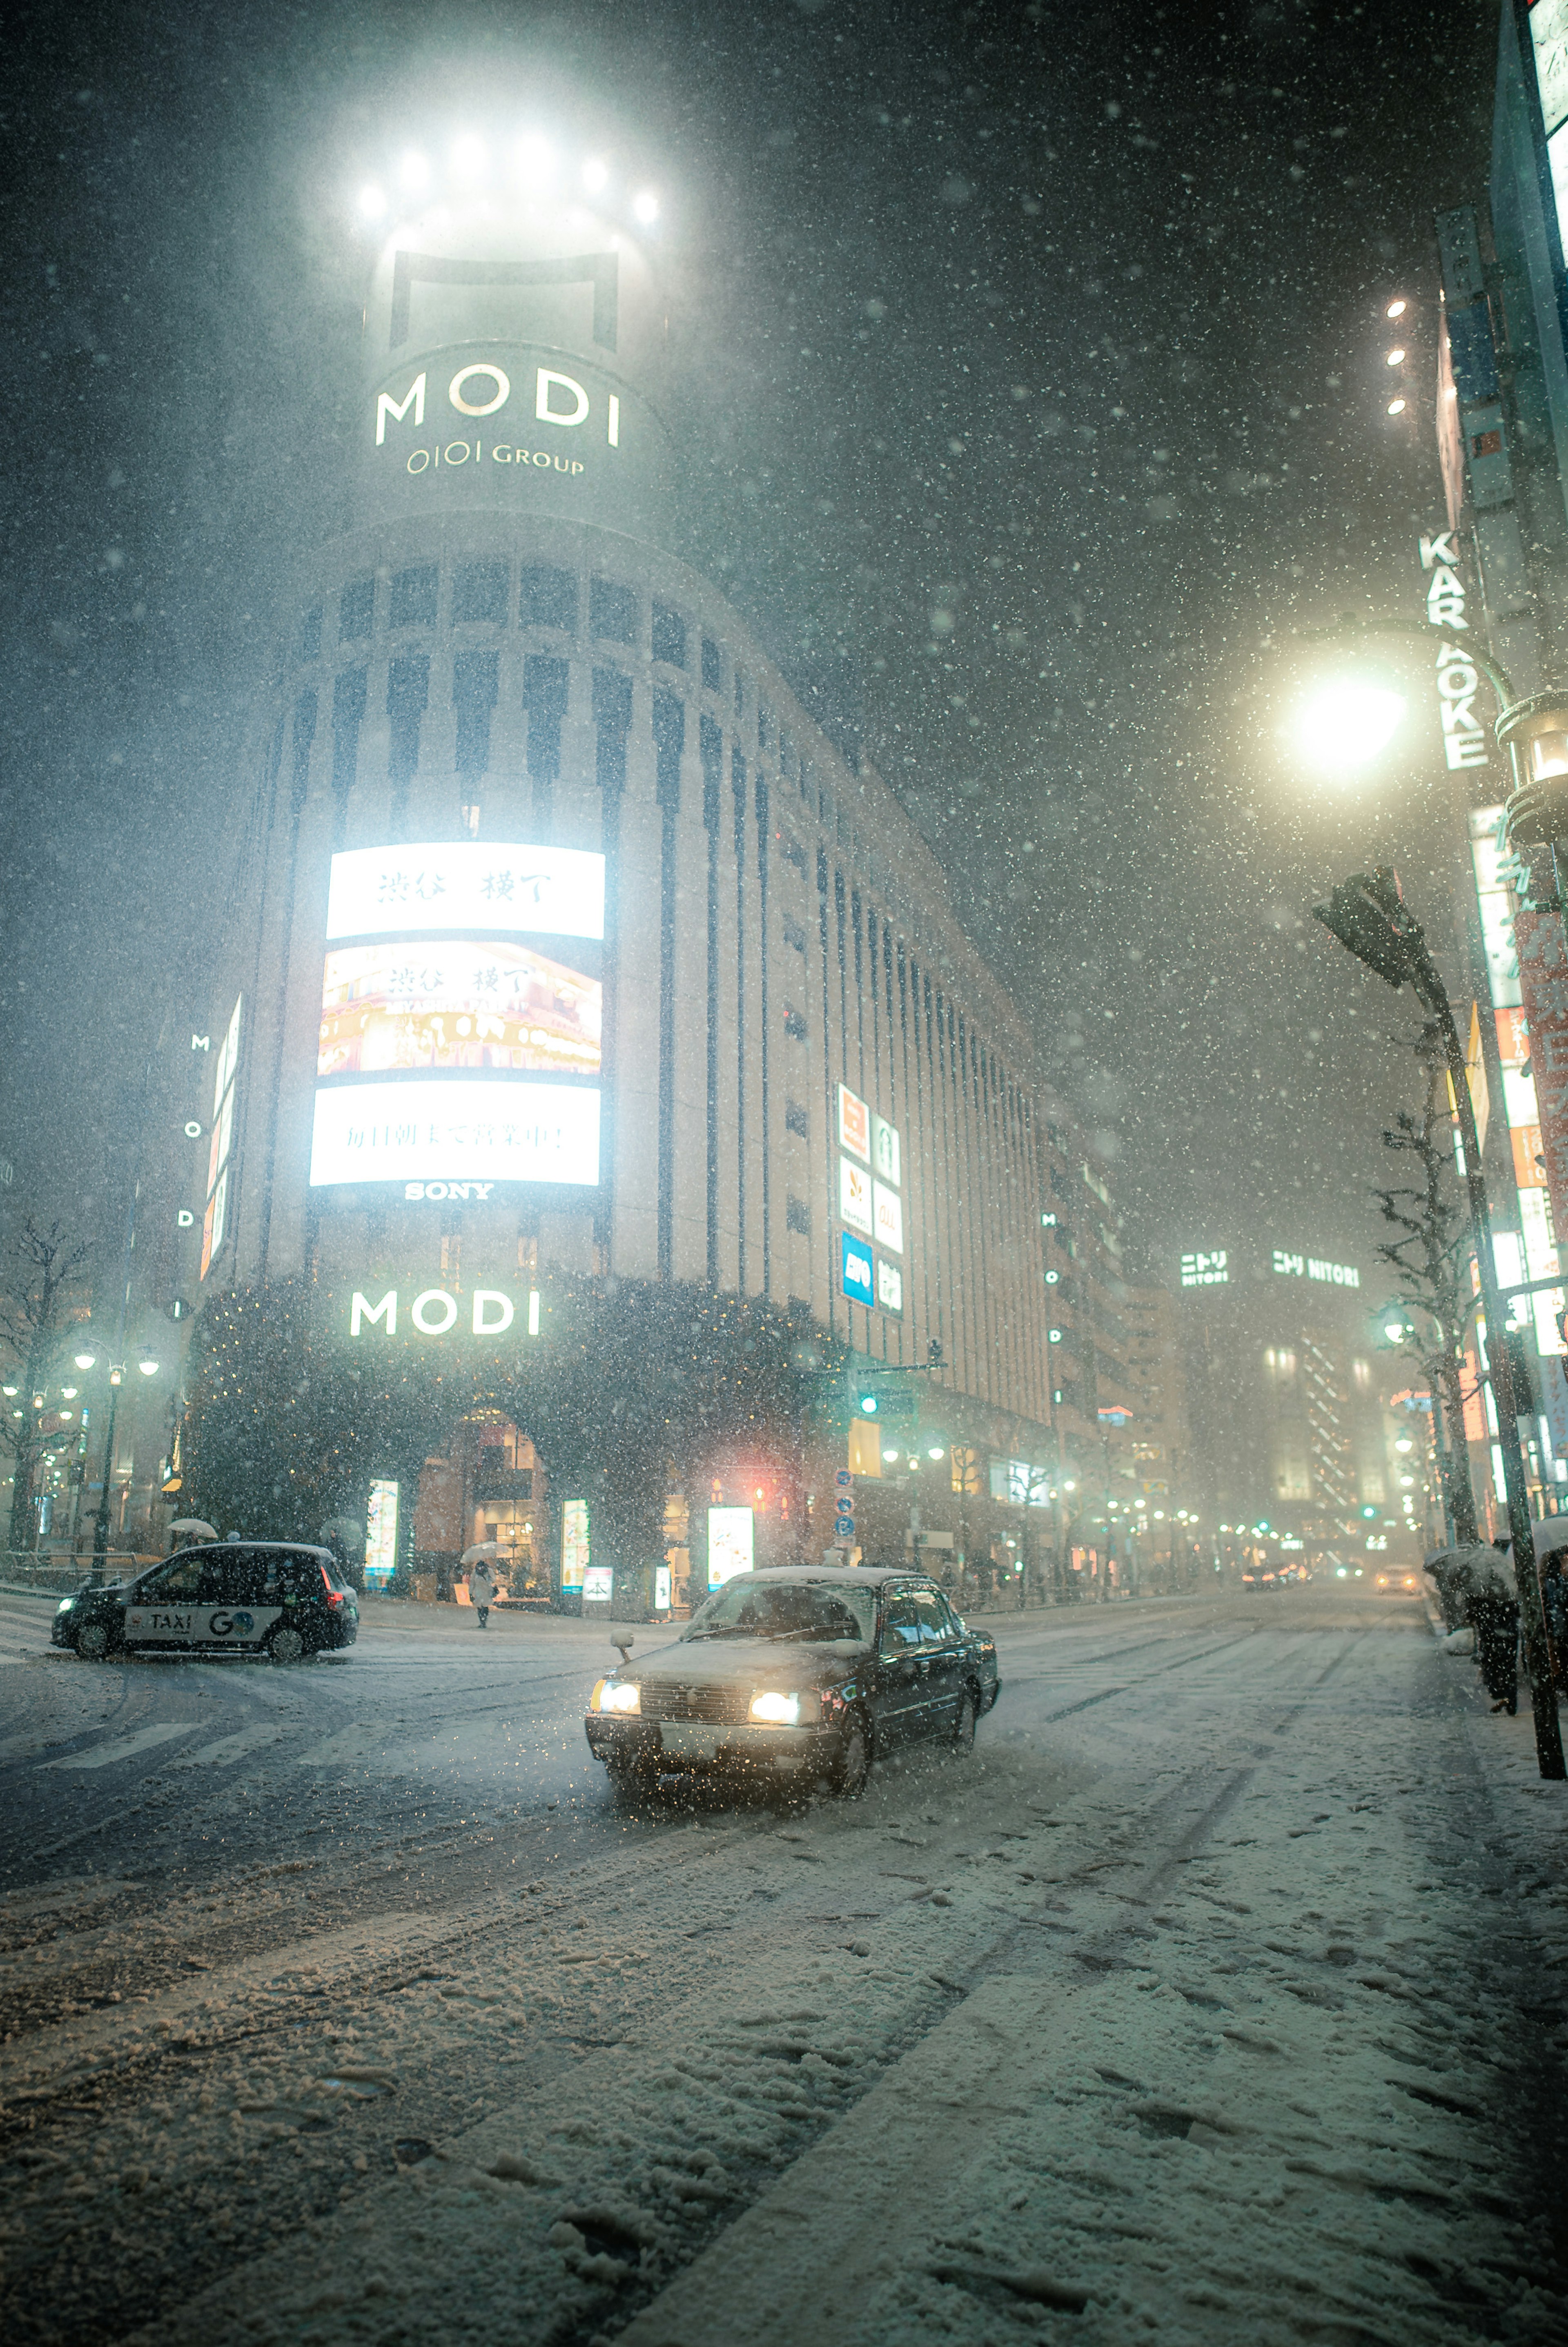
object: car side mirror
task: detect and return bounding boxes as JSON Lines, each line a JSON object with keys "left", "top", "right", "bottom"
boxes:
{"left": 611, "top": 1632, "right": 635, "bottom": 1666}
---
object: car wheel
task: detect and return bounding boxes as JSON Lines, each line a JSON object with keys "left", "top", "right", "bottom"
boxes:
{"left": 951, "top": 1689, "right": 977, "bottom": 1755}
{"left": 267, "top": 1623, "right": 307, "bottom": 1666}
{"left": 832, "top": 1708, "right": 873, "bottom": 1796}
{"left": 76, "top": 1620, "right": 112, "bottom": 1662}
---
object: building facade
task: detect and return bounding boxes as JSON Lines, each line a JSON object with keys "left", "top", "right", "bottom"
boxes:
{"left": 136, "top": 156, "right": 1110, "bottom": 1609}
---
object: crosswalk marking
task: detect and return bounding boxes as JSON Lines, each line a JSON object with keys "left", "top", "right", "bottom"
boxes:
{"left": 174, "top": 1723, "right": 287, "bottom": 1769}
{"left": 42, "top": 1722, "right": 194, "bottom": 1771}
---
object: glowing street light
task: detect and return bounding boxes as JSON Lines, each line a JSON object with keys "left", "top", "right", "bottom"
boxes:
{"left": 1386, "top": 297, "right": 1408, "bottom": 319}
{"left": 399, "top": 150, "right": 431, "bottom": 193}
{"left": 632, "top": 189, "right": 659, "bottom": 225}
{"left": 1290, "top": 678, "right": 1405, "bottom": 774}
{"left": 1385, "top": 346, "right": 1406, "bottom": 366}
{"left": 451, "top": 133, "right": 487, "bottom": 181}
{"left": 581, "top": 156, "right": 610, "bottom": 193}
{"left": 74, "top": 1351, "right": 96, "bottom": 1371}
{"left": 1387, "top": 397, "right": 1407, "bottom": 416}
{"left": 513, "top": 136, "right": 554, "bottom": 185}
{"left": 138, "top": 1356, "right": 159, "bottom": 1378}
{"left": 357, "top": 184, "right": 387, "bottom": 220}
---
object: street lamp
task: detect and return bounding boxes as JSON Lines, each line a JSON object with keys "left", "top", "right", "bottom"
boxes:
{"left": 90, "top": 1364, "right": 126, "bottom": 1583}
{"left": 1315, "top": 867, "right": 1564, "bottom": 1779}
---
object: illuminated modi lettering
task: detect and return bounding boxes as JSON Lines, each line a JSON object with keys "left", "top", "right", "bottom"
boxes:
{"left": 535, "top": 369, "right": 589, "bottom": 426}
{"left": 448, "top": 363, "right": 510, "bottom": 416}
{"left": 376, "top": 373, "right": 426, "bottom": 444}
{"left": 344, "top": 1284, "right": 534, "bottom": 1340}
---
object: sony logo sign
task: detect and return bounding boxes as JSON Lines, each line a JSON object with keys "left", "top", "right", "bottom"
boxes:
{"left": 376, "top": 365, "right": 621, "bottom": 448}
{"left": 404, "top": 1181, "right": 494, "bottom": 1201}
{"left": 347, "top": 1285, "right": 543, "bottom": 1338}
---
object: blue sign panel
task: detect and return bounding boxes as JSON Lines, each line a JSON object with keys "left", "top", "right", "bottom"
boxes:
{"left": 840, "top": 1231, "right": 874, "bottom": 1305}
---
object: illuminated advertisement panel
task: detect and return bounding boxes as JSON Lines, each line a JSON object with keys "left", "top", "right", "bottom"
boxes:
{"left": 365, "top": 1480, "right": 399, "bottom": 1586}
{"left": 561, "top": 1498, "right": 590, "bottom": 1590}
{"left": 837, "top": 1082, "right": 870, "bottom": 1162}
{"left": 309, "top": 1080, "right": 600, "bottom": 1188}
{"left": 326, "top": 843, "right": 604, "bottom": 942}
{"left": 318, "top": 942, "right": 601, "bottom": 1078}
{"left": 707, "top": 1506, "right": 755, "bottom": 1589}
{"left": 873, "top": 1180, "right": 904, "bottom": 1256}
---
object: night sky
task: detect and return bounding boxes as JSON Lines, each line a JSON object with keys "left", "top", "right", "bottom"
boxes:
{"left": 0, "top": 0, "right": 1503, "bottom": 1296}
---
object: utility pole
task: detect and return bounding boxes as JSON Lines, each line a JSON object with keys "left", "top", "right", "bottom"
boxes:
{"left": 1316, "top": 869, "right": 1564, "bottom": 1779}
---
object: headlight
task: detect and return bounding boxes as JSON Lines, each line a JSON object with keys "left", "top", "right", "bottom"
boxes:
{"left": 593, "top": 1680, "right": 640, "bottom": 1715}
{"left": 750, "top": 1690, "right": 803, "bottom": 1726}
{"left": 56, "top": 1597, "right": 74, "bottom": 1613}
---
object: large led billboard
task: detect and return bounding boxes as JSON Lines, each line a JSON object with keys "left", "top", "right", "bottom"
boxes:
{"left": 311, "top": 842, "right": 605, "bottom": 1194}
{"left": 318, "top": 942, "right": 600, "bottom": 1078}
{"left": 310, "top": 1080, "right": 599, "bottom": 1189}
{"left": 325, "top": 843, "right": 604, "bottom": 944}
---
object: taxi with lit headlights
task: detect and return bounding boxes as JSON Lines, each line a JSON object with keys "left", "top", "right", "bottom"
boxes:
{"left": 585, "top": 1565, "right": 999, "bottom": 1797}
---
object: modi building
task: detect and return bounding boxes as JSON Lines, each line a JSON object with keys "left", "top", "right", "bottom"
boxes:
{"left": 149, "top": 148, "right": 1111, "bottom": 1610}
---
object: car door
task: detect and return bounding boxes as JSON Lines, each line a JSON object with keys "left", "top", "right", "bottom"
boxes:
{"left": 873, "top": 1590, "right": 929, "bottom": 1748}
{"left": 123, "top": 1553, "right": 212, "bottom": 1648}
{"left": 209, "top": 1550, "right": 283, "bottom": 1649}
{"left": 910, "top": 1588, "right": 960, "bottom": 1734}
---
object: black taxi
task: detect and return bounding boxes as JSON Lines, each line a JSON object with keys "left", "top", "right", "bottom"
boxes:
{"left": 52, "top": 1543, "right": 358, "bottom": 1663}
{"left": 584, "top": 1565, "right": 1000, "bottom": 1798}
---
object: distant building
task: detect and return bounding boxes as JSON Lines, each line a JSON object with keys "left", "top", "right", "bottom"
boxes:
{"left": 1172, "top": 1240, "right": 1421, "bottom": 1565}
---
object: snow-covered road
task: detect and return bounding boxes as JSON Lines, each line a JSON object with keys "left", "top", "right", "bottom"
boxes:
{"left": 2, "top": 1587, "right": 1565, "bottom": 2345}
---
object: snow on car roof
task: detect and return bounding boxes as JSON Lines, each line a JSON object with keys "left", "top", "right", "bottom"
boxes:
{"left": 738, "top": 1565, "right": 931, "bottom": 1586}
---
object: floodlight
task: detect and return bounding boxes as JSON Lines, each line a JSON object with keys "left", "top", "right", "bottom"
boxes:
{"left": 1387, "top": 398, "right": 1406, "bottom": 415}
{"left": 1385, "top": 347, "right": 1405, "bottom": 366}
{"left": 357, "top": 184, "right": 386, "bottom": 220}
{"left": 1386, "top": 298, "right": 1407, "bottom": 319}
{"left": 399, "top": 150, "right": 431, "bottom": 192}
{"left": 632, "top": 189, "right": 659, "bottom": 224}
{"left": 582, "top": 156, "right": 610, "bottom": 193}
{"left": 74, "top": 1351, "right": 96, "bottom": 1370}
{"left": 452, "top": 134, "right": 487, "bottom": 180}
{"left": 514, "top": 135, "right": 553, "bottom": 184}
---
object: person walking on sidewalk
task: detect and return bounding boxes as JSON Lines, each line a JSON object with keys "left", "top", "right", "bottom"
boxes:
{"left": 469, "top": 1553, "right": 497, "bottom": 1630}
{"left": 1468, "top": 1553, "right": 1520, "bottom": 1715}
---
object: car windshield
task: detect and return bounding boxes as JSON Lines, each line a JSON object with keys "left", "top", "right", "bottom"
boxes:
{"left": 681, "top": 1579, "right": 875, "bottom": 1645}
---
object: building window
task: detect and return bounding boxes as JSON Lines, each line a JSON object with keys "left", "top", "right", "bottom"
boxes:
{"left": 786, "top": 1194, "right": 811, "bottom": 1234}
{"left": 759, "top": 702, "right": 773, "bottom": 750}
{"left": 590, "top": 576, "right": 636, "bottom": 645}
{"left": 390, "top": 564, "right": 438, "bottom": 628}
{"left": 847, "top": 1421, "right": 882, "bottom": 1478}
{"left": 439, "top": 1234, "right": 461, "bottom": 1278}
{"left": 652, "top": 603, "right": 687, "bottom": 667}
{"left": 299, "top": 606, "right": 322, "bottom": 661}
{"left": 387, "top": 652, "right": 430, "bottom": 790}
{"left": 520, "top": 565, "right": 578, "bottom": 632}
{"left": 783, "top": 1006, "right": 808, "bottom": 1043}
{"left": 702, "top": 635, "right": 723, "bottom": 693}
{"left": 785, "top": 1100, "right": 809, "bottom": 1138}
{"left": 453, "top": 562, "right": 506, "bottom": 624}
{"left": 1352, "top": 1359, "right": 1372, "bottom": 1389}
{"left": 453, "top": 646, "right": 499, "bottom": 779}
{"left": 517, "top": 1233, "right": 539, "bottom": 1274}
{"left": 339, "top": 577, "right": 373, "bottom": 642}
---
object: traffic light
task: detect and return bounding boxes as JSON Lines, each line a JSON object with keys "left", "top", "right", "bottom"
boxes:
{"left": 856, "top": 1388, "right": 880, "bottom": 1417}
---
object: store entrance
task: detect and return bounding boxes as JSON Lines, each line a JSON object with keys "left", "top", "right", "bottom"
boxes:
{"left": 413, "top": 1413, "right": 548, "bottom": 1606}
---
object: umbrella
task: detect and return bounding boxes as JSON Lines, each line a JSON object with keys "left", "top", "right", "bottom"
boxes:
{"left": 460, "top": 1541, "right": 503, "bottom": 1568}
{"left": 169, "top": 1518, "right": 218, "bottom": 1543}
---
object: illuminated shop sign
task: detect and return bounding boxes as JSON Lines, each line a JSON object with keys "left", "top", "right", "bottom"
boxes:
{"left": 581, "top": 1564, "right": 613, "bottom": 1603}
{"left": 318, "top": 941, "right": 601, "bottom": 1079}
{"left": 1470, "top": 808, "right": 1523, "bottom": 1009}
{"left": 838, "top": 1083, "right": 871, "bottom": 1163}
{"left": 872, "top": 1114, "right": 901, "bottom": 1186}
{"left": 309, "top": 1079, "right": 600, "bottom": 1188}
{"left": 841, "top": 1231, "right": 874, "bottom": 1305}
{"left": 202, "top": 995, "right": 243, "bottom": 1280}
{"left": 1532, "top": 1, "right": 1568, "bottom": 254}
{"left": 561, "top": 1498, "right": 590, "bottom": 1592}
{"left": 873, "top": 1180, "right": 904, "bottom": 1256}
{"left": 840, "top": 1157, "right": 873, "bottom": 1237}
{"left": 365, "top": 1480, "right": 399, "bottom": 1586}
{"left": 877, "top": 1259, "right": 903, "bottom": 1316}
{"left": 1179, "top": 1249, "right": 1229, "bottom": 1289}
{"left": 707, "top": 1506, "right": 755, "bottom": 1590}
{"left": 325, "top": 844, "right": 604, "bottom": 944}
{"left": 1419, "top": 532, "right": 1488, "bottom": 772}
{"left": 1271, "top": 1249, "right": 1361, "bottom": 1289}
